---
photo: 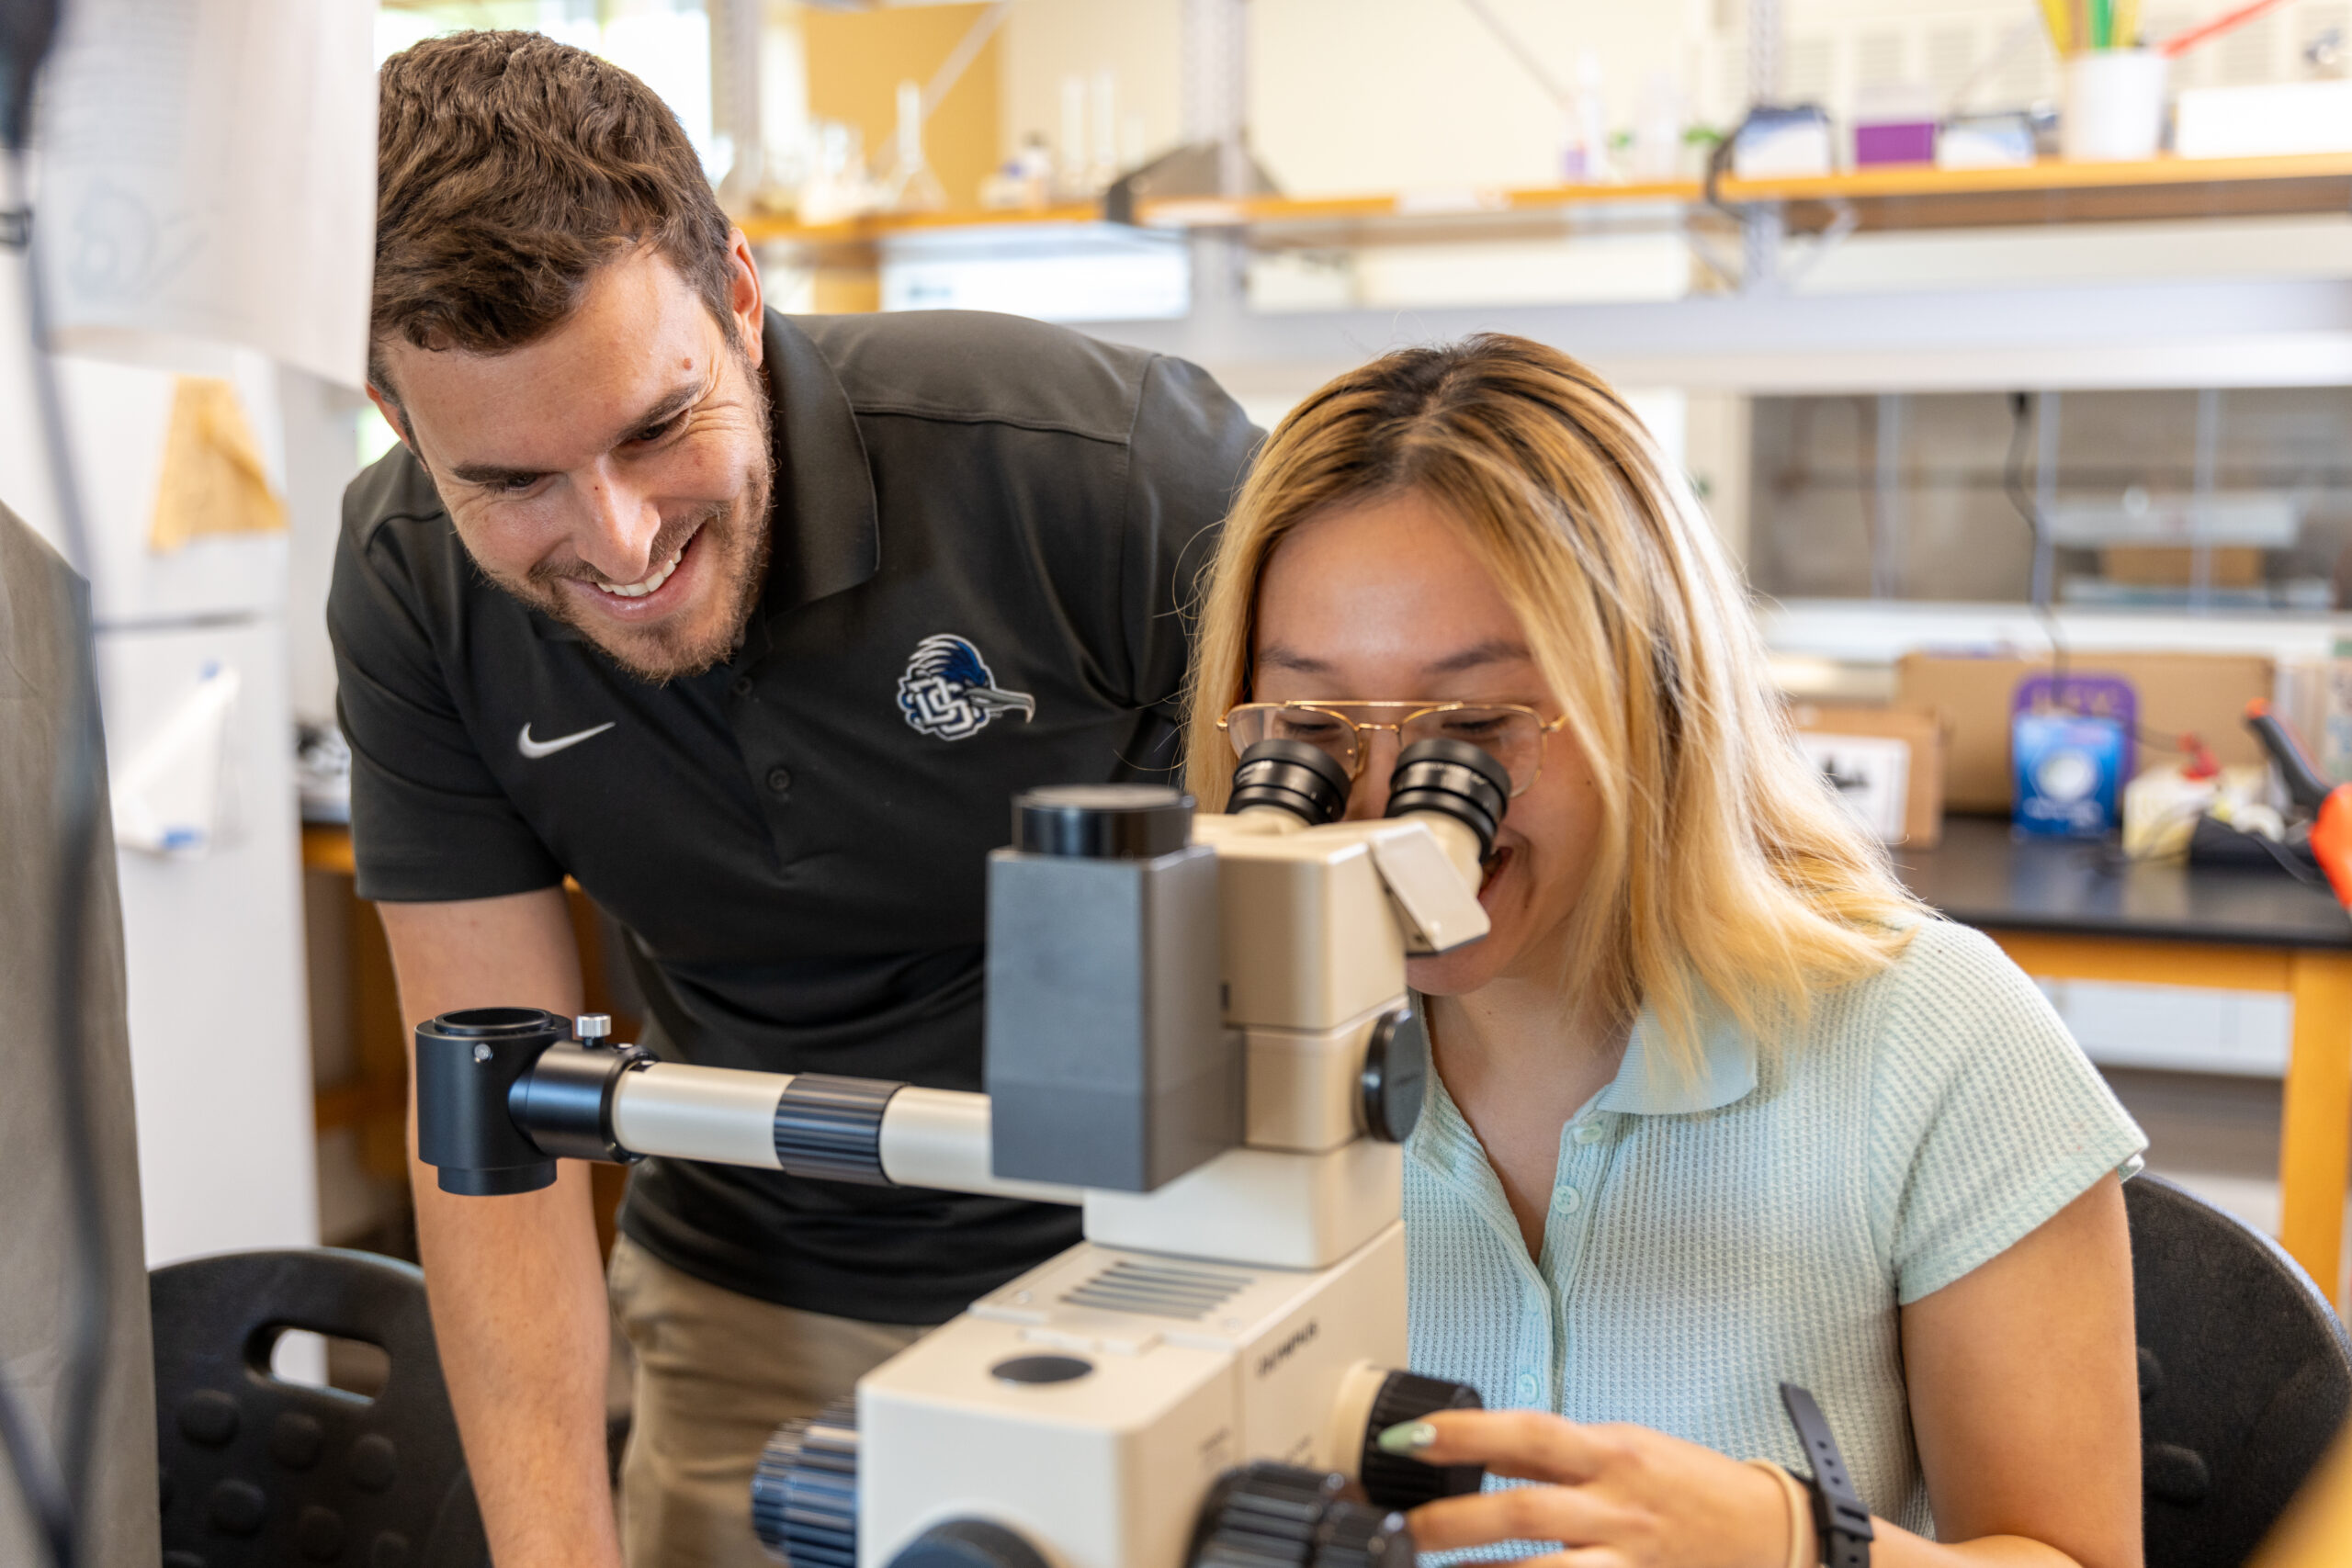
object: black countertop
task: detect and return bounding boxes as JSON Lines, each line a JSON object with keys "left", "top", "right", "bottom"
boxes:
{"left": 1894, "top": 815, "right": 2352, "bottom": 950}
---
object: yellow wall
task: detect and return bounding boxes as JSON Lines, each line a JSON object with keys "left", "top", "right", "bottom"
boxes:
{"left": 803, "top": 3, "right": 1003, "bottom": 211}
{"left": 998, "top": 0, "right": 1183, "bottom": 172}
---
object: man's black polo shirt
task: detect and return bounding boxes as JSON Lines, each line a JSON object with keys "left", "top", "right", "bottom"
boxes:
{"left": 329, "top": 309, "right": 1258, "bottom": 1324}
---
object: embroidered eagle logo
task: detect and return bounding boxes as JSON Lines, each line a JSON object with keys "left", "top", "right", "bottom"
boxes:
{"left": 896, "top": 634, "right": 1036, "bottom": 740}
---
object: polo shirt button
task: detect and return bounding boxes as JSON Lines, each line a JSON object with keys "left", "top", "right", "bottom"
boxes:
{"left": 1514, "top": 1371, "right": 1539, "bottom": 1402}
{"left": 766, "top": 766, "right": 792, "bottom": 793}
{"left": 730, "top": 675, "right": 754, "bottom": 697}
{"left": 1573, "top": 1121, "right": 1604, "bottom": 1145}
{"left": 1553, "top": 1188, "right": 1581, "bottom": 1213}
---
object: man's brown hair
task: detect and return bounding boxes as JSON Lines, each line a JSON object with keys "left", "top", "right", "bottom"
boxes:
{"left": 370, "top": 30, "right": 735, "bottom": 400}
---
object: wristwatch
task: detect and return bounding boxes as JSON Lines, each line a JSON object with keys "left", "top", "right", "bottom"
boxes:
{"left": 1779, "top": 1382, "right": 1873, "bottom": 1568}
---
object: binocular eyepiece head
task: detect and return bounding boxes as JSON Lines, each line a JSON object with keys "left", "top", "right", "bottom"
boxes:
{"left": 1227, "top": 739, "right": 1351, "bottom": 825}
{"left": 1385, "top": 739, "right": 1509, "bottom": 855}
{"left": 1231, "top": 738, "right": 1510, "bottom": 858}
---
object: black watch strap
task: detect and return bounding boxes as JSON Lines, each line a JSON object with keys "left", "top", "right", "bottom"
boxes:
{"left": 1780, "top": 1382, "right": 1873, "bottom": 1568}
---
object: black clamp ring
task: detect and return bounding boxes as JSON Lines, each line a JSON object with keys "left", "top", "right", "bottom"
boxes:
{"left": 773, "top": 1074, "right": 902, "bottom": 1186}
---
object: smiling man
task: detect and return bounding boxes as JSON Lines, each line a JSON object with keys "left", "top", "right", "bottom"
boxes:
{"left": 330, "top": 32, "right": 1257, "bottom": 1568}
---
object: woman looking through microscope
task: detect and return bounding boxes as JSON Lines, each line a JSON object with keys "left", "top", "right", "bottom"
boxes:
{"left": 1182, "top": 335, "right": 2146, "bottom": 1568}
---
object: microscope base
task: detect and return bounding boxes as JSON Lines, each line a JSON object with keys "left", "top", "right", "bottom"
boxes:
{"left": 858, "top": 1221, "right": 1408, "bottom": 1568}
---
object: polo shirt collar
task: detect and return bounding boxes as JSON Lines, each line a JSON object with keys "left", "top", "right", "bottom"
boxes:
{"left": 1595, "top": 999, "right": 1758, "bottom": 1115}
{"left": 759, "top": 310, "right": 879, "bottom": 618}
{"left": 1407, "top": 987, "right": 1758, "bottom": 1152}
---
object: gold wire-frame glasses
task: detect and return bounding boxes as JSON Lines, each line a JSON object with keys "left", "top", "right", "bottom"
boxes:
{"left": 1217, "top": 700, "right": 1570, "bottom": 798}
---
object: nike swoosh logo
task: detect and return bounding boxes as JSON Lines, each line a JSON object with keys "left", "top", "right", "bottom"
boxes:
{"left": 517, "top": 721, "right": 616, "bottom": 760}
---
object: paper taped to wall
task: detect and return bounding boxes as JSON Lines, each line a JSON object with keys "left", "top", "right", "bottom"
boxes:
{"left": 112, "top": 662, "right": 242, "bottom": 858}
{"left": 32, "top": 0, "right": 375, "bottom": 387}
{"left": 148, "top": 378, "right": 287, "bottom": 552}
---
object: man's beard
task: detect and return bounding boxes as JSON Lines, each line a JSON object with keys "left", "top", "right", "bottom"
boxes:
{"left": 516, "top": 455, "right": 775, "bottom": 684}
{"left": 482, "top": 368, "right": 776, "bottom": 684}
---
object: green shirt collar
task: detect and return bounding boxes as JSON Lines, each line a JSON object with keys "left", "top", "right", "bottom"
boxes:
{"left": 1596, "top": 1002, "right": 1758, "bottom": 1116}
{"left": 1406, "top": 987, "right": 1759, "bottom": 1139}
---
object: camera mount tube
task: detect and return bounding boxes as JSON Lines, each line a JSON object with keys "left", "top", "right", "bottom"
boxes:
{"left": 608, "top": 1063, "right": 794, "bottom": 1169}
{"left": 414, "top": 1007, "right": 1082, "bottom": 1205}
{"left": 609, "top": 1070, "right": 1081, "bottom": 1203}
{"left": 603, "top": 1066, "right": 905, "bottom": 1183}
{"left": 877, "top": 1087, "right": 1086, "bottom": 1205}
{"left": 514, "top": 1042, "right": 655, "bottom": 1164}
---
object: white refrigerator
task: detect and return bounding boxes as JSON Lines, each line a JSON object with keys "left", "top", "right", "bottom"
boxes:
{"left": 1, "top": 0, "right": 376, "bottom": 1267}
{"left": 0, "top": 339, "right": 321, "bottom": 1267}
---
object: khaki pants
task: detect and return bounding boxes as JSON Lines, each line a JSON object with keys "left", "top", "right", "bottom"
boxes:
{"left": 608, "top": 1236, "right": 926, "bottom": 1568}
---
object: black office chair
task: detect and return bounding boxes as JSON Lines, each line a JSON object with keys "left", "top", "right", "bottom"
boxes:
{"left": 2129, "top": 1172, "right": 2352, "bottom": 1568}
{"left": 152, "top": 1247, "right": 489, "bottom": 1568}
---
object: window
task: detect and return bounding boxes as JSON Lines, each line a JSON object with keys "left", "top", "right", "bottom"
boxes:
{"left": 1747, "top": 388, "right": 2352, "bottom": 614}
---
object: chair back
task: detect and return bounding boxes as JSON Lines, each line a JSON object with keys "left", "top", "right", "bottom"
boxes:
{"left": 152, "top": 1247, "right": 488, "bottom": 1568}
{"left": 2130, "top": 1172, "right": 2352, "bottom": 1568}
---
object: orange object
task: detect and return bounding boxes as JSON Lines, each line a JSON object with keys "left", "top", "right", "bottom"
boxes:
{"left": 2312, "top": 795, "right": 2352, "bottom": 908}
{"left": 2245, "top": 700, "right": 2352, "bottom": 908}
{"left": 2160, "top": 0, "right": 2291, "bottom": 59}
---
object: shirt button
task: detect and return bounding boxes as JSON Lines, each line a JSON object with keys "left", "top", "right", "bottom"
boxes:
{"left": 731, "top": 674, "right": 754, "bottom": 697}
{"left": 1553, "top": 1188, "right": 1581, "bottom": 1213}
{"left": 1573, "top": 1121, "right": 1605, "bottom": 1145}
{"left": 766, "top": 766, "right": 792, "bottom": 793}
{"left": 1514, "top": 1371, "right": 1540, "bottom": 1402}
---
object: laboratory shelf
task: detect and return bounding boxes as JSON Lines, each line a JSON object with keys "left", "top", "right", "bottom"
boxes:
{"left": 735, "top": 152, "right": 2352, "bottom": 257}
{"left": 1727, "top": 152, "right": 2352, "bottom": 233}
{"left": 741, "top": 203, "right": 1102, "bottom": 263}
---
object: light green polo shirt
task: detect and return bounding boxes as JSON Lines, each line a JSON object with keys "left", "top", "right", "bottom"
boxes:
{"left": 1403, "top": 917, "right": 2147, "bottom": 1538}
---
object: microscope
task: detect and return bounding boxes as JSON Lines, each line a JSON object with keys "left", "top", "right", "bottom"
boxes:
{"left": 414, "top": 737, "right": 1512, "bottom": 1568}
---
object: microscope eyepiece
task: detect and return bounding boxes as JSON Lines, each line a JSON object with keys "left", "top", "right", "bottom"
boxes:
{"left": 1229, "top": 739, "right": 1351, "bottom": 826}
{"left": 1382, "top": 739, "right": 1510, "bottom": 860}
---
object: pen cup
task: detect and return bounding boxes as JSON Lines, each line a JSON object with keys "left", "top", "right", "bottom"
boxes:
{"left": 2062, "top": 49, "right": 2167, "bottom": 162}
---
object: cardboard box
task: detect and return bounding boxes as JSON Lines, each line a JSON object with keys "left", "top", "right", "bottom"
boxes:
{"left": 1895, "top": 651, "right": 2276, "bottom": 811}
{"left": 1787, "top": 703, "right": 1946, "bottom": 846}
{"left": 2099, "top": 546, "right": 2262, "bottom": 588}
{"left": 2177, "top": 79, "right": 2352, "bottom": 159}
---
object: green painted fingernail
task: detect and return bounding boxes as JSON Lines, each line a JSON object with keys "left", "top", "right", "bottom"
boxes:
{"left": 1375, "top": 1420, "right": 1438, "bottom": 1455}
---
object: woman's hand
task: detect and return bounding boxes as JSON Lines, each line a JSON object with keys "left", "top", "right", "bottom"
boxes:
{"left": 1383, "top": 1409, "right": 1796, "bottom": 1568}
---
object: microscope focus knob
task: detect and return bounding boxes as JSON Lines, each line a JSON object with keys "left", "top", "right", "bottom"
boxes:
{"left": 1309, "top": 1498, "right": 1417, "bottom": 1568}
{"left": 1188, "top": 1461, "right": 1413, "bottom": 1568}
{"left": 1358, "top": 1371, "right": 1487, "bottom": 1511}
{"left": 1358, "top": 1008, "right": 1428, "bottom": 1145}
{"left": 887, "top": 1518, "right": 1053, "bottom": 1568}
{"left": 751, "top": 1397, "right": 858, "bottom": 1567}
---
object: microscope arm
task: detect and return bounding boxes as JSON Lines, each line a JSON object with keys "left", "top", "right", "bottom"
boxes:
{"left": 414, "top": 1012, "right": 1083, "bottom": 1205}
{"left": 614, "top": 1061, "right": 1088, "bottom": 1205}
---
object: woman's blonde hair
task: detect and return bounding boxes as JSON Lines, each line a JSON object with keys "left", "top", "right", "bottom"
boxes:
{"left": 1183, "top": 334, "right": 1921, "bottom": 1077}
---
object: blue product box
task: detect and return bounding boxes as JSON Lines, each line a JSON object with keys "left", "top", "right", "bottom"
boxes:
{"left": 2012, "top": 711, "right": 2125, "bottom": 838}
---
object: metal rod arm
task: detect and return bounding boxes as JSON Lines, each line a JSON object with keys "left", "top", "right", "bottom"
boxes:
{"left": 603, "top": 1062, "right": 1084, "bottom": 1205}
